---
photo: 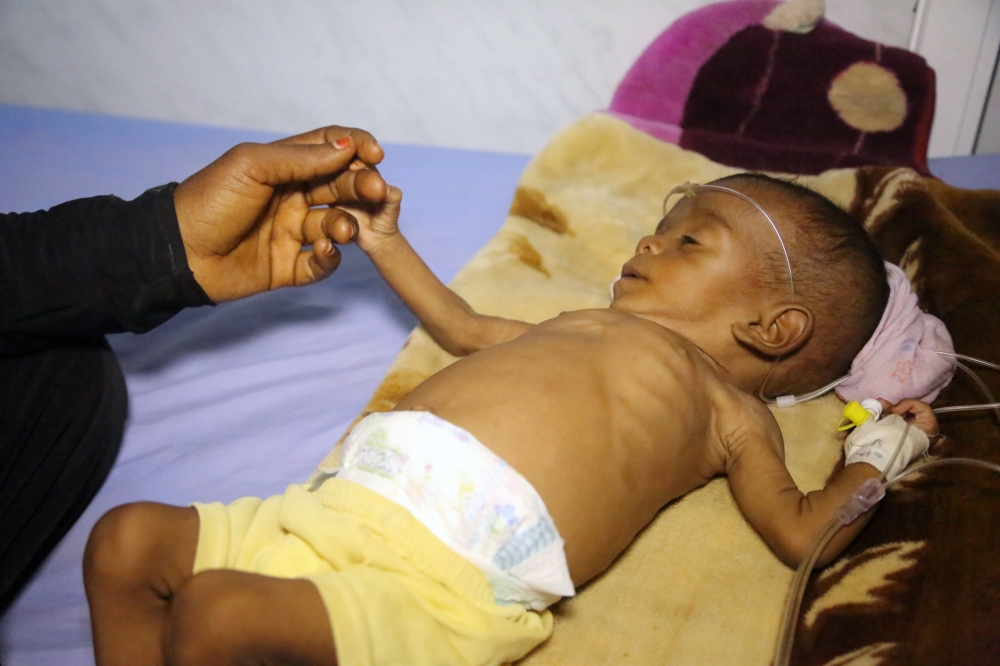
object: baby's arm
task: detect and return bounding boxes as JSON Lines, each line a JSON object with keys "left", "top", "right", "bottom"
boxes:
{"left": 337, "top": 186, "right": 533, "bottom": 356}
{"left": 725, "top": 399, "right": 938, "bottom": 568}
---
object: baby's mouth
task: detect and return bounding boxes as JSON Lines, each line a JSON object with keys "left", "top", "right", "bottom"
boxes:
{"left": 620, "top": 263, "right": 643, "bottom": 280}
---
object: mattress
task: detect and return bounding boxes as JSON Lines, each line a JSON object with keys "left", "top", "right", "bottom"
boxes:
{"left": 0, "top": 103, "right": 996, "bottom": 665}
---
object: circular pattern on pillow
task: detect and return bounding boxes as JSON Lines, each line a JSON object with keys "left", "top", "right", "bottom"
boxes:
{"left": 827, "top": 62, "right": 908, "bottom": 133}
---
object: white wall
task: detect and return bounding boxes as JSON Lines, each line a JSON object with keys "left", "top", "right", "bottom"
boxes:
{"left": 0, "top": 0, "right": 968, "bottom": 155}
{"left": 828, "top": 0, "right": 914, "bottom": 48}
{"left": 0, "top": 0, "right": 712, "bottom": 154}
{"left": 909, "top": 0, "right": 1000, "bottom": 157}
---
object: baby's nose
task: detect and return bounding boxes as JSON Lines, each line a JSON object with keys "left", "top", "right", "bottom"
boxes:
{"left": 636, "top": 235, "right": 662, "bottom": 255}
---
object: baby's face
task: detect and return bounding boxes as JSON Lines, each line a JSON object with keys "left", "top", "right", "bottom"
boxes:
{"left": 610, "top": 186, "right": 786, "bottom": 348}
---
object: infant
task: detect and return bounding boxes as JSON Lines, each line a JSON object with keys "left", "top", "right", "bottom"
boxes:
{"left": 84, "top": 174, "right": 940, "bottom": 666}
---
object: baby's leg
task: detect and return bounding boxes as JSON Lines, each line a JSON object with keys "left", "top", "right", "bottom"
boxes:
{"left": 164, "top": 569, "right": 337, "bottom": 666}
{"left": 85, "top": 502, "right": 337, "bottom": 666}
{"left": 84, "top": 502, "right": 199, "bottom": 666}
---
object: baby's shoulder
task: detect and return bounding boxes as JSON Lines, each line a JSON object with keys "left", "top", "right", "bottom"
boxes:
{"left": 709, "top": 384, "right": 783, "bottom": 458}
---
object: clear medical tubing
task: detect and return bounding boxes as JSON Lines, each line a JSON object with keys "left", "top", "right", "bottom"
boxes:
{"left": 772, "top": 418, "right": 910, "bottom": 666}
{"left": 772, "top": 455, "right": 1000, "bottom": 666}
{"left": 937, "top": 351, "right": 1000, "bottom": 372}
{"left": 772, "top": 353, "right": 1000, "bottom": 663}
{"left": 935, "top": 402, "right": 1000, "bottom": 413}
{"left": 760, "top": 340, "right": 999, "bottom": 409}
{"left": 945, "top": 359, "right": 1000, "bottom": 424}
{"left": 761, "top": 375, "right": 848, "bottom": 407}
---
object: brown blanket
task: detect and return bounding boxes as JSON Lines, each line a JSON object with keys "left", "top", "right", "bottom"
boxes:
{"left": 312, "top": 114, "right": 1000, "bottom": 665}
{"left": 788, "top": 170, "right": 1000, "bottom": 666}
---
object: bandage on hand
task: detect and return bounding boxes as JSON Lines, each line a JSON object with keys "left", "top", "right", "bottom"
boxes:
{"left": 843, "top": 414, "right": 930, "bottom": 480}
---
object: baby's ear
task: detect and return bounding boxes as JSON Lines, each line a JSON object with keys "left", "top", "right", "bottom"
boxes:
{"left": 731, "top": 303, "right": 814, "bottom": 358}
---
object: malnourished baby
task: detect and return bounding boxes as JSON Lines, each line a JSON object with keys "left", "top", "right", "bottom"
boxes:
{"left": 84, "top": 174, "right": 941, "bottom": 666}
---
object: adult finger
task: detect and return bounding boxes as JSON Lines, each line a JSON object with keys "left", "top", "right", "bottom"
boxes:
{"left": 304, "top": 168, "right": 387, "bottom": 206}
{"left": 236, "top": 140, "right": 370, "bottom": 188}
{"left": 274, "top": 126, "right": 384, "bottom": 166}
{"left": 295, "top": 240, "right": 342, "bottom": 286}
{"left": 301, "top": 208, "right": 358, "bottom": 246}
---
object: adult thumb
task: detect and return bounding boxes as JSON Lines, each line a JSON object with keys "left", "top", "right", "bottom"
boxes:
{"left": 237, "top": 138, "right": 358, "bottom": 187}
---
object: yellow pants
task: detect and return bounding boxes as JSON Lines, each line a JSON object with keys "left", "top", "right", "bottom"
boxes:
{"left": 193, "top": 479, "right": 553, "bottom": 666}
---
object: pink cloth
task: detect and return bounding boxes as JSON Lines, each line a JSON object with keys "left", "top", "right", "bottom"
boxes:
{"left": 836, "top": 263, "right": 954, "bottom": 404}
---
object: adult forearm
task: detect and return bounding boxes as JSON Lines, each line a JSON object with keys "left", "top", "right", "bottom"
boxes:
{"left": 0, "top": 184, "right": 212, "bottom": 355}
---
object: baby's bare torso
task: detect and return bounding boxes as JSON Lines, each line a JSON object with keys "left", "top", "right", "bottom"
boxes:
{"left": 395, "top": 309, "right": 759, "bottom": 585}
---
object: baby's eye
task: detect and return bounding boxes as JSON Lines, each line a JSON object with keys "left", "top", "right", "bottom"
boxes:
{"left": 680, "top": 235, "right": 699, "bottom": 246}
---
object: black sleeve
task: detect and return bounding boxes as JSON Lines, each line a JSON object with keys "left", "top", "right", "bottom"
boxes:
{"left": 0, "top": 183, "right": 214, "bottom": 356}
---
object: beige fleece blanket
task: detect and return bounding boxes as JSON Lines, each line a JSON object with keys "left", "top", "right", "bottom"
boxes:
{"left": 310, "top": 113, "right": 914, "bottom": 664}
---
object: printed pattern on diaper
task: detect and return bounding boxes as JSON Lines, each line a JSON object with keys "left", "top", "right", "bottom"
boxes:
{"left": 354, "top": 426, "right": 408, "bottom": 479}
{"left": 454, "top": 465, "right": 514, "bottom": 550}
{"left": 493, "top": 516, "right": 558, "bottom": 571}
{"left": 491, "top": 504, "right": 519, "bottom": 534}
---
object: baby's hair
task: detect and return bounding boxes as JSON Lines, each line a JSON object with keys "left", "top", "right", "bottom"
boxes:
{"left": 712, "top": 173, "right": 889, "bottom": 389}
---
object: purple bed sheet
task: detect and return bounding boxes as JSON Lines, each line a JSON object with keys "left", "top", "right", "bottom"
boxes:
{"left": 1, "top": 104, "right": 996, "bottom": 665}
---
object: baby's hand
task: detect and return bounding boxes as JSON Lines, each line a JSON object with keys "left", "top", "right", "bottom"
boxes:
{"left": 333, "top": 184, "right": 403, "bottom": 254}
{"left": 845, "top": 399, "right": 937, "bottom": 479}
{"left": 876, "top": 398, "right": 940, "bottom": 438}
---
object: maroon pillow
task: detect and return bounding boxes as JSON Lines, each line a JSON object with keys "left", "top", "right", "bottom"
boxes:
{"left": 607, "top": 0, "right": 936, "bottom": 176}
{"left": 679, "top": 22, "right": 935, "bottom": 174}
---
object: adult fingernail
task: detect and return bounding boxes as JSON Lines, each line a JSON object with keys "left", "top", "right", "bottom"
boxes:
{"left": 324, "top": 239, "right": 337, "bottom": 255}
{"left": 334, "top": 137, "right": 351, "bottom": 149}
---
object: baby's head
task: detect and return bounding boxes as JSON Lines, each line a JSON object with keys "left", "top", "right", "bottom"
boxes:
{"left": 611, "top": 173, "right": 888, "bottom": 396}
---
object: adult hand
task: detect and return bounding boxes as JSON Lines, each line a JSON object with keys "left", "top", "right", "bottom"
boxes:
{"left": 173, "top": 126, "right": 386, "bottom": 303}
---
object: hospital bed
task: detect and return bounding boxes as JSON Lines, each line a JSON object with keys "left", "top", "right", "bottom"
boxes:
{"left": 1, "top": 103, "right": 998, "bottom": 665}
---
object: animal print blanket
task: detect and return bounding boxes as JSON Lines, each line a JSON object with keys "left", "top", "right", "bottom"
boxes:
{"left": 313, "top": 113, "right": 1000, "bottom": 665}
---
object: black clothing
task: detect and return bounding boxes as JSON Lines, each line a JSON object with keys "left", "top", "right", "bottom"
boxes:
{"left": 0, "top": 184, "right": 212, "bottom": 613}
{"left": 0, "top": 339, "right": 126, "bottom": 612}
{"left": 1, "top": 184, "right": 210, "bottom": 356}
